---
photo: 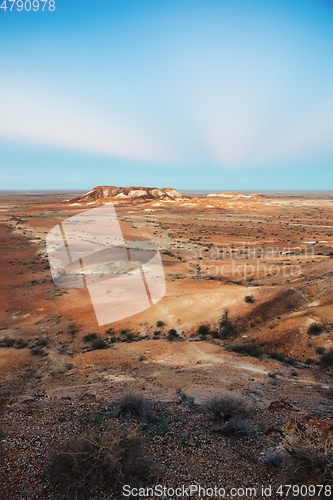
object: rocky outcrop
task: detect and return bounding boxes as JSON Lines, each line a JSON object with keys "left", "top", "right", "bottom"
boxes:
{"left": 71, "top": 186, "right": 184, "bottom": 203}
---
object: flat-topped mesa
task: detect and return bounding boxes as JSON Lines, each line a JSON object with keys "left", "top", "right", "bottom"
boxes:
{"left": 207, "top": 192, "right": 263, "bottom": 200}
{"left": 70, "top": 186, "right": 185, "bottom": 203}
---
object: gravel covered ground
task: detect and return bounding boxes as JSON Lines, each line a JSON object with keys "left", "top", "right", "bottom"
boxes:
{"left": 2, "top": 388, "right": 331, "bottom": 500}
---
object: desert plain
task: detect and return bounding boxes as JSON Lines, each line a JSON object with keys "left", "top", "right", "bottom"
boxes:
{"left": 0, "top": 187, "right": 332, "bottom": 499}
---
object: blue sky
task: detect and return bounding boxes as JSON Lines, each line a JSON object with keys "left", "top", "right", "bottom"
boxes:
{"left": 0, "top": 0, "right": 333, "bottom": 190}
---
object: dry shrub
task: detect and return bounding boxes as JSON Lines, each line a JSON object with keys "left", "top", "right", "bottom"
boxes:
{"left": 176, "top": 388, "right": 195, "bottom": 405}
{"left": 119, "top": 393, "right": 151, "bottom": 418}
{"left": 283, "top": 424, "right": 333, "bottom": 499}
{"left": 205, "top": 394, "right": 248, "bottom": 422}
{"left": 218, "top": 309, "right": 236, "bottom": 339}
{"left": 217, "top": 416, "right": 257, "bottom": 439}
{"left": 49, "top": 431, "right": 153, "bottom": 498}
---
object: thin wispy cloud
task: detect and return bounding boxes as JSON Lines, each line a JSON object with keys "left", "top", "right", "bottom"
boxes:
{"left": 0, "top": 82, "right": 171, "bottom": 164}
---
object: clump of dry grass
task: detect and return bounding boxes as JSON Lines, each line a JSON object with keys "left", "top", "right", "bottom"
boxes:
{"left": 118, "top": 393, "right": 151, "bottom": 418}
{"left": 49, "top": 431, "right": 153, "bottom": 498}
{"left": 205, "top": 394, "right": 249, "bottom": 422}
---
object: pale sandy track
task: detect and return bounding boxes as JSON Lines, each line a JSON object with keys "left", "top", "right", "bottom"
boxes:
{"left": 159, "top": 342, "right": 333, "bottom": 388}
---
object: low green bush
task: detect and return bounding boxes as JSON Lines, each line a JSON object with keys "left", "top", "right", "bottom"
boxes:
{"left": 229, "top": 344, "right": 262, "bottom": 358}
{"left": 197, "top": 325, "right": 210, "bottom": 336}
{"left": 308, "top": 323, "right": 324, "bottom": 336}
{"left": 83, "top": 333, "right": 97, "bottom": 342}
{"left": 320, "top": 349, "right": 333, "bottom": 368}
{"left": 167, "top": 329, "right": 179, "bottom": 341}
{"left": 91, "top": 340, "right": 107, "bottom": 350}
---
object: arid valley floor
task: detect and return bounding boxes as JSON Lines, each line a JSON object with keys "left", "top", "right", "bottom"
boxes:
{"left": 0, "top": 189, "right": 333, "bottom": 499}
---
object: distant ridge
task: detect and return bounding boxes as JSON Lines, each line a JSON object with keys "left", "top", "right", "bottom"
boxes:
{"left": 207, "top": 192, "right": 263, "bottom": 200}
{"left": 71, "top": 185, "right": 185, "bottom": 203}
